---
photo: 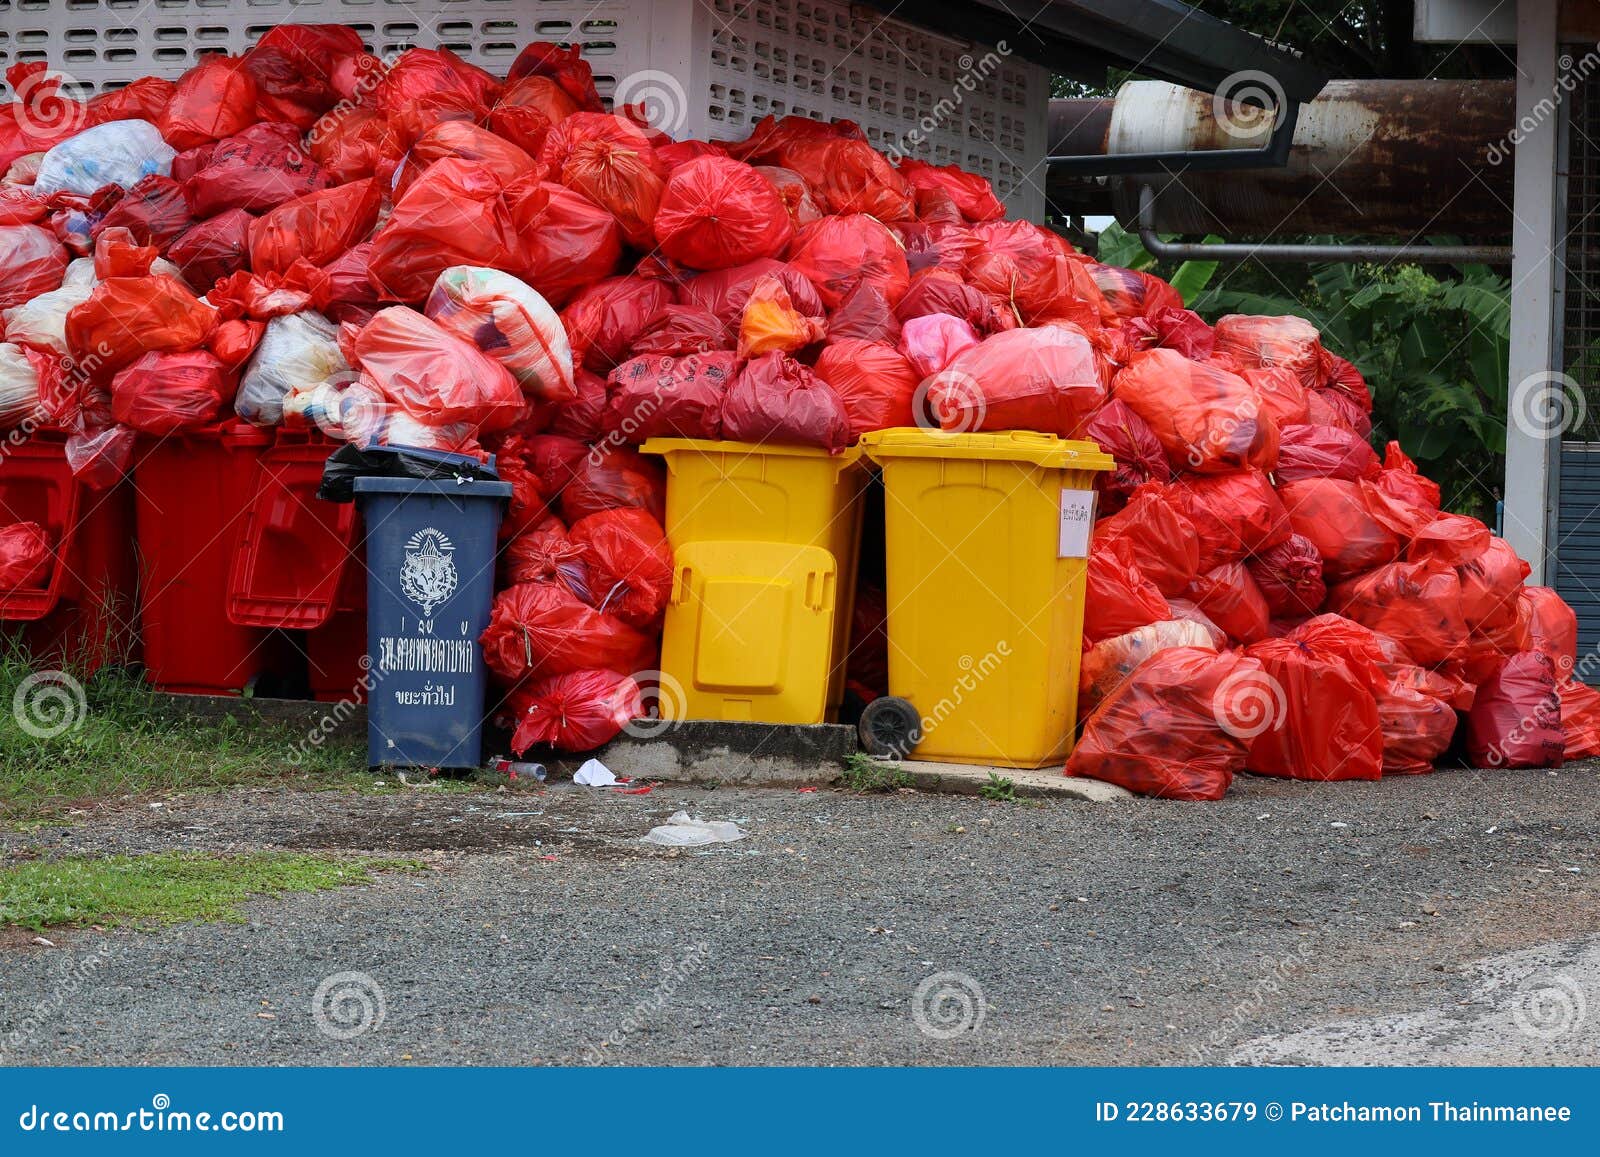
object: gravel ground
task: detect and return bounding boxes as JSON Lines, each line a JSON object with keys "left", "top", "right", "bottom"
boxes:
{"left": 2, "top": 764, "right": 1599, "bottom": 1066}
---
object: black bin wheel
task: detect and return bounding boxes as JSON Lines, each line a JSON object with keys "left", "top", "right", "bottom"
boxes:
{"left": 858, "top": 696, "right": 922, "bottom": 760}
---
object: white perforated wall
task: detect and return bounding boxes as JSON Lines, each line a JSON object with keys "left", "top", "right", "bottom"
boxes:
{"left": 0, "top": 0, "right": 1047, "bottom": 218}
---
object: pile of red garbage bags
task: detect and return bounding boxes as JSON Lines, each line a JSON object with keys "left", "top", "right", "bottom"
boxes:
{"left": 1, "top": 28, "right": 1594, "bottom": 784}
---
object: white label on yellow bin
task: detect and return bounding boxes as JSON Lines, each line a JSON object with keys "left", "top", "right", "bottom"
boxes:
{"left": 1058, "top": 488, "right": 1097, "bottom": 558}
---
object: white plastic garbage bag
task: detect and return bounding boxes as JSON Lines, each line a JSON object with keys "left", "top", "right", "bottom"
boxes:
{"left": 641, "top": 810, "right": 749, "bottom": 847}
{"left": 424, "top": 266, "right": 576, "bottom": 401}
{"left": 0, "top": 257, "right": 96, "bottom": 355}
{"left": 236, "top": 311, "right": 350, "bottom": 426}
{"left": 33, "top": 120, "right": 177, "bottom": 197}
{"left": 0, "top": 342, "right": 43, "bottom": 427}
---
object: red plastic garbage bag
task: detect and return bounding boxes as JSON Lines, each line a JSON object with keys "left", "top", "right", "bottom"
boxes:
{"left": 757, "top": 165, "right": 823, "bottom": 230}
{"left": 502, "top": 517, "right": 591, "bottom": 599}
{"left": 1459, "top": 535, "right": 1530, "bottom": 633}
{"left": 1405, "top": 512, "right": 1491, "bottom": 567}
{"left": 64, "top": 424, "right": 137, "bottom": 490}
{"left": 1524, "top": 586, "right": 1578, "bottom": 679}
{"left": 398, "top": 121, "right": 538, "bottom": 196}
{"left": 1274, "top": 423, "right": 1379, "bottom": 483}
{"left": 92, "top": 175, "right": 194, "bottom": 249}
{"left": 1466, "top": 650, "right": 1563, "bottom": 768}
{"left": 1083, "top": 538, "right": 1169, "bottom": 645}
{"left": 1213, "top": 313, "right": 1325, "bottom": 391}
{"left": 0, "top": 521, "right": 52, "bottom": 589}
{"left": 1066, "top": 647, "right": 1264, "bottom": 801}
{"left": 490, "top": 444, "right": 551, "bottom": 542}
{"left": 896, "top": 274, "right": 995, "bottom": 331}
{"left": 899, "top": 313, "right": 979, "bottom": 378}
{"left": 1, "top": 64, "right": 86, "bottom": 171}
{"left": 899, "top": 159, "right": 1004, "bottom": 223}
{"left": 965, "top": 220, "right": 1108, "bottom": 330}
{"left": 91, "top": 227, "right": 157, "bottom": 280}
{"left": 183, "top": 122, "right": 328, "bottom": 216}
{"left": 307, "top": 107, "right": 403, "bottom": 184}
{"left": 1322, "top": 353, "right": 1373, "bottom": 411}
{"left": 350, "top": 307, "right": 524, "bottom": 433}
{"left": 653, "top": 156, "right": 793, "bottom": 270}
{"left": 827, "top": 283, "right": 900, "bottom": 346}
{"left": 559, "top": 445, "right": 666, "bottom": 525}
{"left": 562, "top": 276, "right": 677, "bottom": 373}
{"left": 159, "top": 57, "right": 258, "bottom": 150}
{"left": 508, "top": 668, "right": 642, "bottom": 754}
{"left": 110, "top": 349, "right": 234, "bottom": 434}
{"left": 812, "top": 340, "right": 918, "bottom": 439}
{"left": 789, "top": 138, "right": 912, "bottom": 220}
{"left": 507, "top": 41, "right": 604, "bottom": 112}
{"left": 250, "top": 178, "right": 380, "bottom": 276}
{"left": 1374, "top": 440, "right": 1442, "bottom": 511}
{"left": 1185, "top": 561, "right": 1271, "bottom": 646}
{"left": 898, "top": 223, "right": 983, "bottom": 276}
{"left": 548, "top": 370, "right": 608, "bottom": 442}
{"left": 505, "top": 180, "right": 624, "bottom": 309}
{"left": 512, "top": 436, "right": 583, "bottom": 499}
{"left": 922, "top": 325, "right": 1105, "bottom": 437}
{"left": 721, "top": 352, "right": 851, "bottom": 452}
{"left": 1241, "top": 366, "right": 1311, "bottom": 429}
{"left": 84, "top": 76, "right": 175, "bottom": 129}
{"left": 317, "top": 242, "right": 383, "bottom": 323}
{"left": 1277, "top": 477, "right": 1400, "bottom": 580}
{"left": 488, "top": 74, "right": 580, "bottom": 157}
{"left": 368, "top": 161, "right": 527, "bottom": 303}
{"left": 1079, "top": 619, "right": 1218, "bottom": 719}
{"left": 374, "top": 48, "right": 500, "bottom": 122}
{"left": 0, "top": 186, "right": 46, "bottom": 227}
{"left": 1559, "top": 677, "right": 1600, "bottom": 759}
{"left": 847, "top": 582, "right": 890, "bottom": 701}
{"left": 602, "top": 351, "right": 735, "bottom": 442}
{"left": 629, "top": 306, "right": 730, "bottom": 358}
{"left": 481, "top": 580, "right": 652, "bottom": 682}
{"left": 1242, "top": 633, "right": 1383, "bottom": 781}
{"left": 678, "top": 259, "right": 825, "bottom": 334}
{"left": 570, "top": 507, "right": 673, "bottom": 629}
{"left": 0, "top": 224, "right": 68, "bottom": 310}
{"left": 1088, "top": 263, "right": 1184, "bottom": 320}
{"left": 1094, "top": 482, "right": 1199, "bottom": 598}
{"left": 1083, "top": 399, "right": 1168, "bottom": 513}
{"left": 1113, "top": 348, "right": 1278, "bottom": 474}
{"left": 1359, "top": 477, "right": 1438, "bottom": 543}
{"left": 1378, "top": 671, "right": 1458, "bottom": 775}
{"left": 1172, "top": 469, "right": 1289, "bottom": 570}
{"left": 1248, "top": 534, "right": 1326, "bottom": 619}
{"left": 165, "top": 208, "right": 252, "bottom": 291}
{"left": 1309, "top": 387, "right": 1372, "bottom": 438}
{"left": 1329, "top": 558, "right": 1468, "bottom": 666}
{"left": 206, "top": 316, "right": 265, "bottom": 370}
{"left": 66, "top": 275, "right": 217, "bottom": 372}
{"left": 787, "top": 214, "right": 910, "bottom": 311}
{"left": 242, "top": 24, "right": 365, "bottom": 128}
{"left": 539, "top": 112, "right": 664, "bottom": 250}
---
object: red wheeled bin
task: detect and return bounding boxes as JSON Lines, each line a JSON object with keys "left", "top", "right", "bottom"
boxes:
{"left": 226, "top": 430, "right": 367, "bottom": 703}
{"left": 0, "top": 432, "right": 139, "bottom": 672}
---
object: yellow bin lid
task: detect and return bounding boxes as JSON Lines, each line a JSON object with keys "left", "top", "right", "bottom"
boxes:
{"left": 861, "top": 428, "right": 1115, "bottom": 472}
{"left": 639, "top": 437, "right": 866, "bottom": 466}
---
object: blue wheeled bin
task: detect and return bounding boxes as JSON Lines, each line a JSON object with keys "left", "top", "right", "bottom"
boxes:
{"left": 353, "top": 472, "right": 512, "bottom": 769}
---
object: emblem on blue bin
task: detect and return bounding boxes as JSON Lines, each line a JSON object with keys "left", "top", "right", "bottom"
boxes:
{"left": 399, "top": 528, "right": 458, "bottom": 617}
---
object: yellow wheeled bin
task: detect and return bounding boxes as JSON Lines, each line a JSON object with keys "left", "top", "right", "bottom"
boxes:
{"left": 639, "top": 439, "right": 869, "bottom": 724}
{"left": 861, "top": 429, "right": 1113, "bottom": 768}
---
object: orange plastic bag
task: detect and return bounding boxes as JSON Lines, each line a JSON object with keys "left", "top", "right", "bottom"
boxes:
{"left": 570, "top": 507, "right": 673, "bottom": 630}
{"left": 737, "top": 275, "right": 826, "bottom": 358}
{"left": 1241, "top": 366, "right": 1312, "bottom": 428}
{"left": 489, "top": 75, "right": 580, "bottom": 156}
{"left": 1172, "top": 469, "right": 1289, "bottom": 570}
{"left": 368, "top": 161, "right": 527, "bottom": 303}
{"left": 1066, "top": 647, "right": 1264, "bottom": 801}
{"left": 1213, "top": 313, "right": 1325, "bottom": 391}
{"left": 721, "top": 352, "right": 852, "bottom": 452}
{"left": 787, "top": 214, "right": 910, "bottom": 311}
{"left": 1377, "top": 673, "right": 1458, "bottom": 775}
{"left": 1277, "top": 477, "right": 1400, "bottom": 580}
{"left": 1465, "top": 650, "right": 1563, "bottom": 768}
{"left": 1328, "top": 558, "right": 1468, "bottom": 666}
{"left": 1524, "top": 586, "right": 1579, "bottom": 679}
{"left": 1242, "top": 634, "right": 1383, "bottom": 781}
{"left": 1112, "top": 348, "right": 1279, "bottom": 474}
{"left": 1458, "top": 536, "right": 1530, "bottom": 633}
{"left": 481, "top": 580, "right": 653, "bottom": 683}
{"left": 654, "top": 155, "right": 793, "bottom": 271}
{"left": 507, "top": 668, "right": 642, "bottom": 755}
{"left": 539, "top": 112, "right": 664, "bottom": 250}
{"left": 1084, "top": 538, "right": 1169, "bottom": 645}
{"left": 159, "top": 57, "right": 258, "bottom": 150}
{"left": 1094, "top": 482, "right": 1199, "bottom": 598}
{"left": 65, "top": 275, "right": 217, "bottom": 372}
{"left": 1247, "top": 533, "right": 1326, "bottom": 618}
{"left": 923, "top": 325, "right": 1105, "bottom": 438}
{"left": 812, "top": 340, "right": 919, "bottom": 440}
{"left": 350, "top": 307, "right": 524, "bottom": 433}
{"left": 1079, "top": 618, "right": 1218, "bottom": 719}
{"left": 1406, "top": 512, "right": 1492, "bottom": 566}
{"left": 249, "top": 179, "right": 380, "bottom": 277}
{"left": 110, "top": 349, "right": 234, "bottom": 434}
{"left": 1185, "top": 561, "right": 1271, "bottom": 646}
{"left": 602, "top": 351, "right": 735, "bottom": 442}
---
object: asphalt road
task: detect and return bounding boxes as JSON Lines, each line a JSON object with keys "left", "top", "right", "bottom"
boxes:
{"left": 2, "top": 764, "right": 1599, "bottom": 1065}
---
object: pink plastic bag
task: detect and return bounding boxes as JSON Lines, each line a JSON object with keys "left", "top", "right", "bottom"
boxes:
{"left": 1465, "top": 650, "right": 1563, "bottom": 768}
{"left": 921, "top": 326, "right": 1104, "bottom": 437}
{"left": 899, "top": 313, "right": 979, "bottom": 378}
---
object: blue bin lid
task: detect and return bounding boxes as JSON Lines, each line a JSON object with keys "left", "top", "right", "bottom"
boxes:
{"left": 352, "top": 476, "right": 514, "bottom": 498}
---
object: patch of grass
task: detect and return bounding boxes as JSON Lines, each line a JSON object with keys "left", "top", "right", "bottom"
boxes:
{"left": 0, "top": 651, "right": 379, "bottom": 825}
{"left": 0, "top": 851, "right": 423, "bottom": 932}
{"left": 979, "top": 772, "right": 1017, "bottom": 803}
{"left": 838, "top": 752, "right": 913, "bottom": 794}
